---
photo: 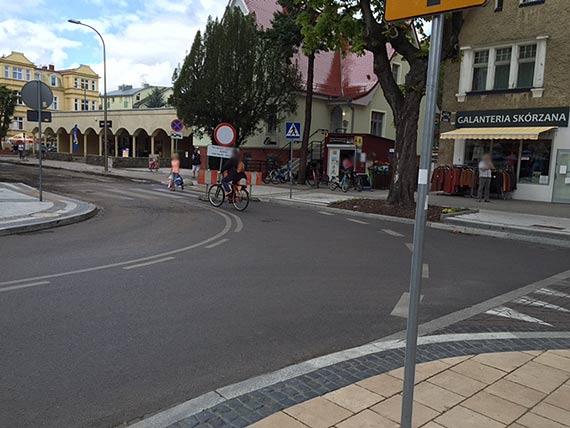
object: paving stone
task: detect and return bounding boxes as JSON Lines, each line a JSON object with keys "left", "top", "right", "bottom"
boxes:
{"left": 472, "top": 352, "right": 535, "bottom": 373}
{"left": 323, "top": 384, "right": 384, "bottom": 413}
{"left": 544, "top": 384, "right": 570, "bottom": 410}
{"left": 516, "top": 412, "right": 569, "bottom": 428}
{"left": 440, "top": 355, "right": 474, "bottom": 366}
{"left": 461, "top": 391, "right": 526, "bottom": 425}
{"left": 531, "top": 402, "right": 570, "bottom": 426}
{"left": 428, "top": 369, "right": 487, "bottom": 398}
{"left": 249, "top": 411, "right": 309, "bottom": 428}
{"left": 335, "top": 409, "right": 398, "bottom": 428}
{"left": 435, "top": 405, "right": 506, "bottom": 428}
{"left": 389, "top": 360, "right": 450, "bottom": 383}
{"left": 413, "top": 382, "right": 464, "bottom": 413}
{"left": 534, "top": 351, "right": 570, "bottom": 373}
{"left": 422, "top": 423, "right": 446, "bottom": 428}
{"left": 485, "top": 379, "right": 546, "bottom": 408}
{"left": 284, "top": 397, "right": 352, "bottom": 428}
{"left": 522, "top": 350, "right": 544, "bottom": 356}
{"left": 356, "top": 374, "right": 402, "bottom": 398}
{"left": 550, "top": 350, "right": 570, "bottom": 359}
{"left": 370, "top": 395, "right": 440, "bottom": 428}
{"left": 506, "top": 361, "right": 570, "bottom": 394}
{"left": 451, "top": 359, "right": 506, "bottom": 384}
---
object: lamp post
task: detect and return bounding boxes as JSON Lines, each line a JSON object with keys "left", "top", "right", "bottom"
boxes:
{"left": 68, "top": 19, "right": 109, "bottom": 172}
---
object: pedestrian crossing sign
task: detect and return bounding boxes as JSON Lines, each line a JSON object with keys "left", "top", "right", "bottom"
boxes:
{"left": 285, "top": 122, "right": 301, "bottom": 140}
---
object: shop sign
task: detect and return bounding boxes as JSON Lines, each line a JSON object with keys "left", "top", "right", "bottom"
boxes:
{"left": 456, "top": 107, "right": 570, "bottom": 128}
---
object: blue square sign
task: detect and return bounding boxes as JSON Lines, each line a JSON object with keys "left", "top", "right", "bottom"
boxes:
{"left": 285, "top": 122, "right": 301, "bottom": 140}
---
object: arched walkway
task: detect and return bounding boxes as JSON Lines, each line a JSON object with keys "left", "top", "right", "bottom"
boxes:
{"left": 56, "top": 127, "right": 71, "bottom": 153}
{"left": 134, "top": 128, "right": 151, "bottom": 158}
{"left": 152, "top": 129, "right": 171, "bottom": 158}
{"left": 114, "top": 128, "right": 132, "bottom": 157}
{"left": 84, "top": 128, "right": 99, "bottom": 156}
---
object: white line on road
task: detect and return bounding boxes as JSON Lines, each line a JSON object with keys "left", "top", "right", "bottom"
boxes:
{"left": 205, "top": 238, "right": 229, "bottom": 249}
{"left": 130, "top": 188, "right": 184, "bottom": 199}
{"left": 102, "top": 193, "right": 134, "bottom": 201}
{"left": 382, "top": 229, "right": 404, "bottom": 237}
{"left": 318, "top": 211, "right": 334, "bottom": 216}
{"left": 106, "top": 188, "right": 158, "bottom": 200}
{"left": 513, "top": 296, "right": 570, "bottom": 313}
{"left": 123, "top": 257, "right": 176, "bottom": 270}
{"left": 347, "top": 218, "right": 369, "bottom": 225}
{"left": 422, "top": 263, "right": 430, "bottom": 279}
{"left": 534, "top": 288, "right": 570, "bottom": 299}
{"left": 485, "top": 306, "right": 552, "bottom": 326}
{"left": 405, "top": 243, "right": 414, "bottom": 252}
{"left": 0, "top": 281, "right": 50, "bottom": 293}
{"left": 390, "top": 292, "right": 424, "bottom": 318}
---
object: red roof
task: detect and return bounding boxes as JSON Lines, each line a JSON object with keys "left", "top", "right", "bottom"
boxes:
{"left": 243, "top": 0, "right": 393, "bottom": 99}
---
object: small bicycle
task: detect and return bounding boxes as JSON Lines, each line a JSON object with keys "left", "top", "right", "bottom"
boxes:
{"left": 208, "top": 182, "right": 250, "bottom": 211}
{"left": 329, "top": 173, "right": 363, "bottom": 193}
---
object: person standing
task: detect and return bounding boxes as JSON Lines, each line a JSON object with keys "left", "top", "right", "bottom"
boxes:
{"left": 191, "top": 148, "right": 201, "bottom": 179}
{"left": 18, "top": 143, "right": 25, "bottom": 160}
{"left": 478, "top": 154, "right": 494, "bottom": 202}
{"left": 169, "top": 153, "right": 183, "bottom": 191}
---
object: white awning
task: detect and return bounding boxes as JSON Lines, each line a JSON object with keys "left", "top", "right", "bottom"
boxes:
{"left": 440, "top": 126, "right": 557, "bottom": 140}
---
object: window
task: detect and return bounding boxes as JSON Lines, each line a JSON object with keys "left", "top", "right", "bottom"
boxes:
{"left": 465, "top": 140, "right": 491, "bottom": 166}
{"left": 12, "top": 116, "right": 24, "bottom": 130}
{"left": 91, "top": 101, "right": 97, "bottom": 110}
{"left": 51, "top": 96, "right": 59, "bottom": 110}
{"left": 519, "top": 140, "right": 551, "bottom": 184}
{"left": 124, "top": 100, "right": 128, "bottom": 108}
{"left": 74, "top": 98, "right": 79, "bottom": 111}
{"left": 4, "top": 66, "right": 9, "bottom": 78}
{"left": 370, "top": 112, "right": 385, "bottom": 137}
{"left": 81, "top": 99, "right": 89, "bottom": 111}
{"left": 51, "top": 75, "right": 57, "bottom": 86}
{"left": 74, "top": 78, "right": 79, "bottom": 88}
{"left": 14, "top": 91, "right": 23, "bottom": 105}
{"left": 331, "top": 106, "right": 344, "bottom": 132}
{"left": 266, "top": 112, "right": 278, "bottom": 134}
{"left": 494, "top": 47, "right": 512, "bottom": 90}
{"left": 517, "top": 44, "right": 537, "bottom": 88}
{"left": 12, "top": 67, "right": 23, "bottom": 80}
{"left": 91, "top": 80, "right": 96, "bottom": 91}
{"left": 81, "top": 78, "right": 89, "bottom": 90}
{"left": 135, "top": 93, "right": 141, "bottom": 101}
{"left": 391, "top": 63, "right": 401, "bottom": 83}
{"left": 472, "top": 50, "right": 489, "bottom": 91}
{"left": 25, "top": 69, "right": 31, "bottom": 81}
{"left": 495, "top": 0, "right": 504, "bottom": 11}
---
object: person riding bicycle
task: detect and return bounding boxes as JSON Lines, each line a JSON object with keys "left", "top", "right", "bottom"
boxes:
{"left": 221, "top": 150, "right": 246, "bottom": 195}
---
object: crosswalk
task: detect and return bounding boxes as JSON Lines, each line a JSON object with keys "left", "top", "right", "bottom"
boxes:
{"left": 83, "top": 186, "right": 203, "bottom": 203}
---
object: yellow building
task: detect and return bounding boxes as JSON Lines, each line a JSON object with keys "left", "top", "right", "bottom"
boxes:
{"left": 0, "top": 51, "right": 99, "bottom": 140}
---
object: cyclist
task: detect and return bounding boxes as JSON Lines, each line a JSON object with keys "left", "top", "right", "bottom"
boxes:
{"left": 222, "top": 161, "right": 247, "bottom": 197}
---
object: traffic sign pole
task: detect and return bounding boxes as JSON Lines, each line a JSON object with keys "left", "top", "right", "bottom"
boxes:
{"left": 400, "top": 13, "right": 445, "bottom": 428}
{"left": 37, "top": 73, "right": 43, "bottom": 202}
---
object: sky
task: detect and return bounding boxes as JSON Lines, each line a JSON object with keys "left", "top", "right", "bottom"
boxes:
{"left": 0, "top": 0, "right": 228, "bottom": 90}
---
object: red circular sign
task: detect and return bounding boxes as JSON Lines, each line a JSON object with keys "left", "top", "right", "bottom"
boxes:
{"left": 214, "top": 123, "right": 237, "bottom": 147}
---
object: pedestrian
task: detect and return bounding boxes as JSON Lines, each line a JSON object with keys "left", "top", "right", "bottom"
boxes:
{"left": 191, "top": 148, "right": 201, "bottom": 179}
{"left": 17, "top": 143, "right": 25, "bottom": 160}
{"left": 169, "top": 153, "right": 183, "bottom": 191}
{"left": 478, "top": 153, "right": 494, "bottom": 202}
{"left": 41, "top": 143, "right": 47, "bottom": 160}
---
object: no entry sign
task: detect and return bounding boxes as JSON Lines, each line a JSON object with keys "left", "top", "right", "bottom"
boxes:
{"left": 214, "top": 123, "right": 237, "bottom": 147}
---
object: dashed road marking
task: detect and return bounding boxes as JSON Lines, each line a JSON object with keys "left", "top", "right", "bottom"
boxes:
{"left": 513, "top": 296, "right": 570, "bottom": 313}
{"left": 318, "top": 211, "right": 334, "bottom": 216}
{"left": 106, "top": 188, "right": 158, "bottom": 200}
{"left": 405, "top": 243, "right": 414, "bottom": 252}
{"left": 391, "top": 292, "right": 424, "bottom": 318}
{"left": 123, "top": 257, "right": 176, "bottom": 270}
{"left": 347, "top": 218, "right": 369, "bottom": 225}
{"left": 485, "top": 306, "right": 552, "bottom": 327}
{"left": 0, "top": 281, "right": 50, "bottom": 293}
{"left": 205, "top": 238, "right": 229, "bottom": 249}
{"left": 382, "top": 229, "right": 404, "bottom": 237}
{"left": 422, "top": 263, "right": 430, "bottom": 279}
{"left": 534, "top": 288, "right": 570, "bottom": 299}
{"left": 131, "top": 188, "right": 184, "bottom": 199}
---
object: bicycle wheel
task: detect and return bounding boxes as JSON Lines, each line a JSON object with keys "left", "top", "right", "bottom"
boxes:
{"left": 329, "top": 180, "right": 338, "bottom": 191}
{"left": 262, "top": 173, "right": 271, "bottom": 184}
{"left": 232, "top": 188, "right": 250, "bottom": 211}
{"left": 306, "top": 173, "right": 315, "bottom": 187}
{"left": 341, "top": 179, "right": 349, "bottom": 193}
{"left": 354, "top": 177, "right": 363, "bottom": 192}
{"left": 208, "top": 184, "right": 225, "bottom": 207}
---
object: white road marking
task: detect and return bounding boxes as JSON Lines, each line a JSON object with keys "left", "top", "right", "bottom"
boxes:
{"left": 422, "top": 263, "right": 430, "bottom": 279}
{"left": 0, "top": 281, "right": 50, "bottom": 293}
{"left": 485, "top": 306, "right": 552, "bottom": 326}
{"left": 205, "top": 238, "right": 229, "bottom": 249}
{"left": 534, "top": 288, "right": 570, "bottom": 299}
{"left": 318, "top": 211, "right": 334, "bottom": 216}
{"left": 130, "top": 188, "right": 184, "bottom": 199}
{"left": 106, "top": 188, "right": 158, "bottom": 200}
{"left": 390, "top": 292, "right": 424, "bottom": 318}
{"left": 102, "top": 193, "right": 134, "bottom": 201}
{"left": 382, "top": 229, "right": 404, "bottom": 237}
{"left": 513, "top": 296, "right": 570, "bottom": 313}
{"left": 405, "top": 243, "right": 414, "bottom": 252}
{"left": 347, "top": 218, "right": 369, "bottom": 225}
{"left": 123, "top": 257, "right": 176, "bottom": 270}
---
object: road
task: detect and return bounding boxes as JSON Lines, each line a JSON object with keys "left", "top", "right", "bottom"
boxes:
{"left": 1, "top": 163, "right": 569, "bottom": 428}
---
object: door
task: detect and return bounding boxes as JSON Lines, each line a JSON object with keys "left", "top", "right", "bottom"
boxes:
{"left": 552, "top": 149, "right": 570, "bottom": 204}
{"left": 328, "top": 148, "right": 340, "bottom": 179}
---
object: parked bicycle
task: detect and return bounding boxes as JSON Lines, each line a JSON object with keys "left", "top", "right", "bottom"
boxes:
{"left": 306, "top": 165, "right": 328, "bottom": 188}
{"left": 263, "top": 166, "right": 296, "bottom": 185}
{"left": 329, "top": 173, "right": 363, "bottom": 193}
{"left": 208, "top": 182, "right": 250, "bottom": 211}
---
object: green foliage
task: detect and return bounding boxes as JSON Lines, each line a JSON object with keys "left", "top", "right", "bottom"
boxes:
{"left": 0, "top": 85, "right": 16, "bottom": 139}
{"left": 171, "top": 7, "right": 301, "bottom": 146}
{"left": 144, "top": 87, "right": 166, "bottom": 108}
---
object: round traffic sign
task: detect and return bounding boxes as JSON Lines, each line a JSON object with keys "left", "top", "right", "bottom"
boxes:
{"left": 21, "top": 80, "right": 53, "bottom": 111}
{"left": 171, "top": 119, "right": 184, "bottom": 133}
{"left": 214, "top": 123, "right": 237, "bottom": 147}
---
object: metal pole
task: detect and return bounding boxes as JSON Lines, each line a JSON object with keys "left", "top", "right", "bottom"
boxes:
{"left": 289, "top": 141, "right": 293, "bottom": 199}
{"left": 400, "top": 13, "right": 444, "bottom": 428}
{"left": 102, "top": 32, "right": 109, "bottom": 173}
{"left": 37, "top": 73, "right": 43, "bottom": 202}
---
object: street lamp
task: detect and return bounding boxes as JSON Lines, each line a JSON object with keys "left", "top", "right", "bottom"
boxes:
{"left": 68, "top": 19, "right": 109, "bottom": 172}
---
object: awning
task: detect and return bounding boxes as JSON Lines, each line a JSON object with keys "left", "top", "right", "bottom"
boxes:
{"left": 440, "top": 126, "right": 557, "bottom": 140}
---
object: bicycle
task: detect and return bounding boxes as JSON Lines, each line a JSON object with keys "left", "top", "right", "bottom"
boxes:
{"left": 208, "top": 181, "right": 250, "bottom": 211}
{"left": 306, "top": 166, "right": 328, "bottom": 188}
{"left": 329, "top": 173, "right": 363, "bottom": 193}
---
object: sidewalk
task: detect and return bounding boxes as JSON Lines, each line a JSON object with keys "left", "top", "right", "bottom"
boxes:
{"left": 0, "top": 182, "right": 97, "bottom": 235}
{"left": 250, "top": 349, "right": 570, "bottom": 428}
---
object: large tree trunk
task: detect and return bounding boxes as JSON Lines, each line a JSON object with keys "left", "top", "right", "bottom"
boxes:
{"left": 298, "top": 52, "right": 315, "bottom": 184}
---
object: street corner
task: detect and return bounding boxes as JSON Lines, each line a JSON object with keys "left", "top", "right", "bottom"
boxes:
{"left": 0, "top": 182, "right": 97, "bottom": 236}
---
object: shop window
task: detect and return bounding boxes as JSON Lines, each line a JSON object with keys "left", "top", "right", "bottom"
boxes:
{"left": 517, "top": 44, "right": 537, "bottom": 88}
{"left": 494, "top": 47, "right": 512, "bottom": 90}
{"left": 519, "top": 140, "right": 551, "bottom": 185}
{"left": 472, "top": 50, "right": 489, "bottom": 91}
{"left": 465, "top": 140, "right": 491, "bottom": 166}
{"left": 491, "top": 140, "right": 521, "bottom": 173}
{"left": 370, "top": 111, "right": 385, "bottom": 137}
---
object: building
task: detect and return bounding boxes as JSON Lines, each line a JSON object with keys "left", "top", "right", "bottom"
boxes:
{"left": 439, "top": 0, "right": 570, "bottom": 203}
{"left": 0, "top": 51, "right": 100, "bottom": 140}
{"left": 106, "top": 84, "right": 172, "bottom": 110}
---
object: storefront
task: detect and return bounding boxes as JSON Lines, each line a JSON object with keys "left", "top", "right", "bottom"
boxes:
{"left": 440, "top": 107, "right": 570, "bottom": 203}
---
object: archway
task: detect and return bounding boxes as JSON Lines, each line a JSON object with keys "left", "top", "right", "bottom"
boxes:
{"left": 84, "top": 128, "right": 99, "bottom": 156}
{"left": 56, "top": 127, "right": 70, "bottom": 153}
{"left": 134, "top": 128, "right": 151, "bottom": 158}
{"left": 152, "top": 129, "right": 170, "bottom": 158}
{"left": 115, "top": 128, "right": 132, "bottom": 157}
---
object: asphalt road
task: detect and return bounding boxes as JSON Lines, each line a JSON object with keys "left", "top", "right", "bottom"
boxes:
{"left": 1, "top": 163, "right": 569, "bottom": 428}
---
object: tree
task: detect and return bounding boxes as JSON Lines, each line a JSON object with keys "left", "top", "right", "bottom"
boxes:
{"left": 145, "top": 87, "right": 166, "bottom": 108}
{"left": 299, "top": 0, "right": 462, "bottom": 207}
{"left": 0, "top": 85, "right": 16, "bottom": 140}
{"left": 171, "top": 7, "right": 302, "bottom": 146}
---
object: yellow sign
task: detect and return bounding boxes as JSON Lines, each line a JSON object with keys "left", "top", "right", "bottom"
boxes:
{"left": 385, "top": 0, "right": 487, "bottom": 21}
{"left": 354, "top": 136, "right": 363, "bottom": 148}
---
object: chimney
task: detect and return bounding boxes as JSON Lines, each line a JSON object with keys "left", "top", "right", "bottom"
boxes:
{"left": 42, "top": 66, "right": 48, "bottom": 70}
{"left": 48, "top": 65, "right": 55, "bottom": 71}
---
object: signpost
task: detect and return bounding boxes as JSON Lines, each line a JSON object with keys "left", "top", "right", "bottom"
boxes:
{"left": 21, "top": 78, "right": 53, "bottom": 202}
{"left": 285, "top": 122, "right": 301, "bottom": 199}
{"left": 170, "top": 132, "right": 183, "bottom": 140}
{"left": 384, "top": 2, "right": 486, "bottom": 428}
{"left": 99, "top": 120, "right": 112, "bottom": 128}
{"left": 214, "top": 123, "right": 237, "bottom": 147}
{"left": 207, "top": 145, "right": 234, "bottom": 159}
{"left": 171, "top": 119, "right": 184, "bottom": 133}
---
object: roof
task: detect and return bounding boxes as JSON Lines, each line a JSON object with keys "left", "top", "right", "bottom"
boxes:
{"left": 107, "top": 86, "right": 145, "bottom": 96}
{"left": 242, "top": 0, "right": 393, "bottom": 99}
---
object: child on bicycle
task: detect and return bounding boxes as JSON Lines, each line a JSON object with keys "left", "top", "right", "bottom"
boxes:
{"left": 169, "top": 153, "right": 184, "bottom": 191}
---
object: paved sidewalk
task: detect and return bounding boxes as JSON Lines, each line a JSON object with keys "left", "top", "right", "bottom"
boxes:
{"left": 250, "top": 349, "right": 570, "bottom": 428}
{"left": 0, "top": 182, "right": 96, "bottom": 235}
